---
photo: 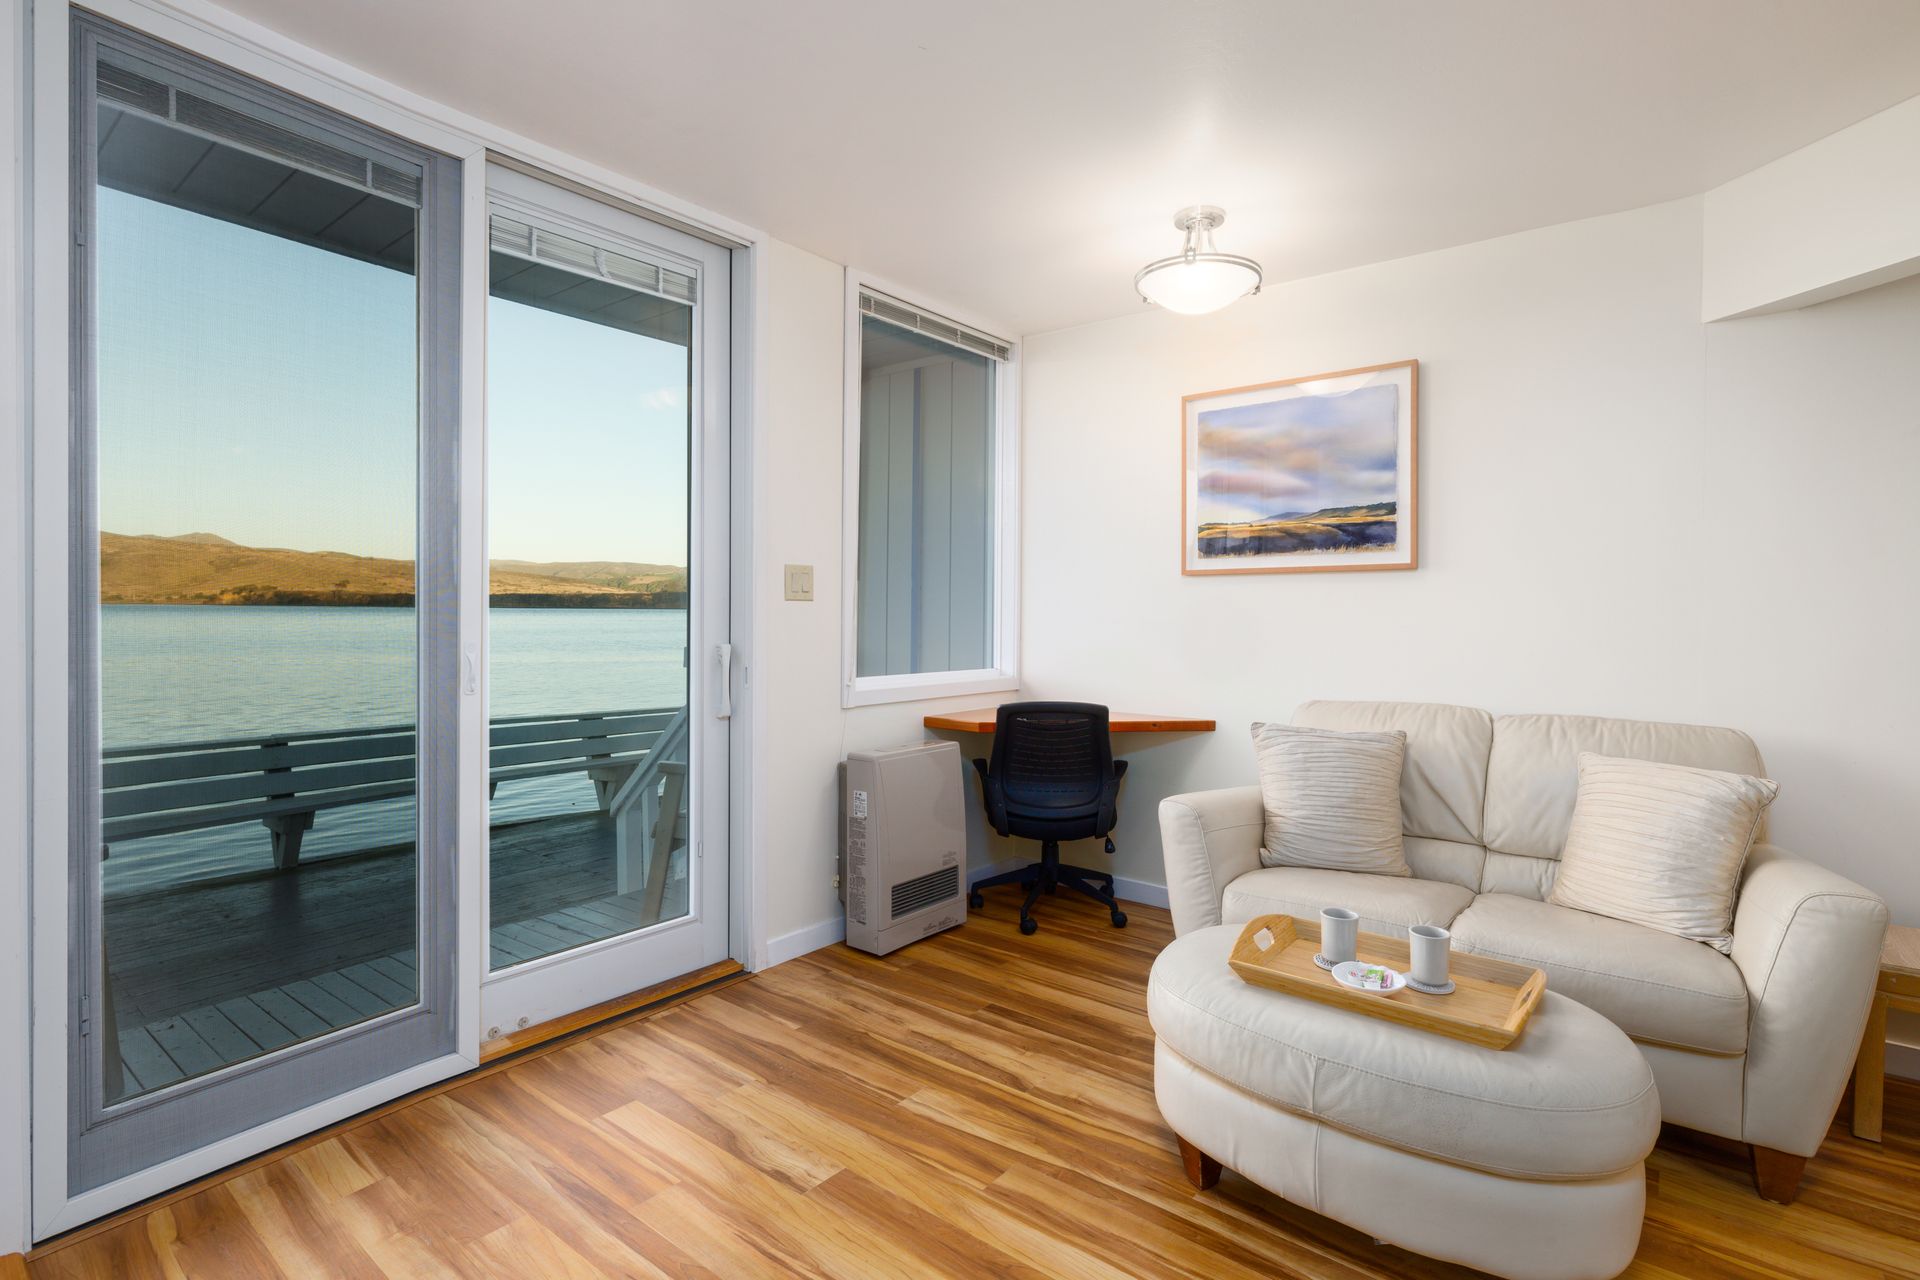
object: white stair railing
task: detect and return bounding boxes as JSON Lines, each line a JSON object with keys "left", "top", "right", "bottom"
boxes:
{"left": 609, "top": 706, "right": 690, "bottom": 906}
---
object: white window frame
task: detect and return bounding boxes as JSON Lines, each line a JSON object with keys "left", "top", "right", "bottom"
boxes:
{"left": 841, "top": 269, "right": 1020, "bottom": 707}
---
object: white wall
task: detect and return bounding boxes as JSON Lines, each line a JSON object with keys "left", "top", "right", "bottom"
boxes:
{"left": 1020, "top": 196, "right": 1920, "bottom": 934}
{"left": 756, "top": 241, "right": 1012, "bottom": 960}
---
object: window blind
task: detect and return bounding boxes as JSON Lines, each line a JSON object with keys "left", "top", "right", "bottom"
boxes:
{"left": 95, "top": 50, "right": 424, "bottom": 208}
{"left": 489, "top": 212, "right": 697, "bottom": 307}
{"left": 859, "top": 289, "right": 1010, "bottom": 362}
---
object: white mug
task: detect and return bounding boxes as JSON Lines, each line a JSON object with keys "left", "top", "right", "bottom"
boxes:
{"left": 1320, "top": 907, "right": 1359, "bottom": 966}
{"left": 1410, "top": 923, "right": 1451, "bottom": 988}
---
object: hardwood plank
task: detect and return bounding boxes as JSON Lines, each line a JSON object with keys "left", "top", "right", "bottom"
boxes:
{"left": 30, "top": 893, "right": 1920, "bottom": 1280}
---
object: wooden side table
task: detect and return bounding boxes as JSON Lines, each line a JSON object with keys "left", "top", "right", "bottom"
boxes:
{"left": 1852, "top": 924, "right": 1920, "bottom": 1141}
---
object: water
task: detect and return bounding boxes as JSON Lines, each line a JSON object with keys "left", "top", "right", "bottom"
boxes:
{"left": 101, "top": 605, "right": 688, "bottom": 898}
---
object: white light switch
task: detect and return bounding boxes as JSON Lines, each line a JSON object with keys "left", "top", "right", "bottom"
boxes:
{"left": 783, "top": 563, "right": 814, "bottom": 601}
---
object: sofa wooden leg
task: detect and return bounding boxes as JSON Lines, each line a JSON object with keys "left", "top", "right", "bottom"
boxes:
{"left": 1750, "top": 1145, "right": 1809, "bottom": 1204}
{"left": 1177, "top": 1135, "right": 1221, "bottom": 1190}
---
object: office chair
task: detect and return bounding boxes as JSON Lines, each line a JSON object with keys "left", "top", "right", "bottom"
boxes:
{"left": 967, "top": 702, "right": 1129, "bottom": 936}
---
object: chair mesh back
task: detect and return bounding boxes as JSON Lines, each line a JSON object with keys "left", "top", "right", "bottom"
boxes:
{"left": 990, "top": 703, "right": 1113, "bottom": 812}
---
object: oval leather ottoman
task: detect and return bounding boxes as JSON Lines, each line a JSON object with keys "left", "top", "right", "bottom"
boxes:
{"left": 1149, "top": 924, "right": 1661, "bottom": 1280}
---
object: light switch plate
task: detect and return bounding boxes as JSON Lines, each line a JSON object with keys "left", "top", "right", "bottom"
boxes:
{"left": 783, "top": 563, "right": 814, "bottom": 601}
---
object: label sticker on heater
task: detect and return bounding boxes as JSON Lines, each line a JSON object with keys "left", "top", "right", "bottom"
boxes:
{"left": 851, "top": 789, "right": 869, "bottom": 819}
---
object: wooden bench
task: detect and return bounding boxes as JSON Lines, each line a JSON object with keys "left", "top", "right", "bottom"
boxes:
{"left": 103, "top": 707, "right": 683, "bottom": 868}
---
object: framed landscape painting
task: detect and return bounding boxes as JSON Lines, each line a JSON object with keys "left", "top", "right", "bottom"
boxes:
{"left": 1181, "top": 359, "right": 1418, "bottom": 575}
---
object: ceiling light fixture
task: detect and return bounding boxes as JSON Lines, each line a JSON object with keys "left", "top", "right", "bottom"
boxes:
{"left": 1133, "top": 205, "right": 1263, "bottom": 315}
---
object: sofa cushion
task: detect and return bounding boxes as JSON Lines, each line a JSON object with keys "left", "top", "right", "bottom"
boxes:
{"left": 1251, "top": 722, "right": 1409, "bottom": 876}
{"left": 1483, "top": 713, "right": 1766, "bottom": 862}
{"left": 1403, "top": 836, "right": 1486, "bottom": 892}
{"left": 1549, "top": 753, "right": 1777, "bottom": 953}
{"left": 1295, "top": 700, "right": 1493, "bottom": 846}
{"left": 1149, "top": 924, "right": 1661, "bottom": 1180}
{"left": 1449, "top": 893, "right": 1750, "bottom": 1055}
{"left": 1222, "top": 867, "right": 1475, "bottom": 938}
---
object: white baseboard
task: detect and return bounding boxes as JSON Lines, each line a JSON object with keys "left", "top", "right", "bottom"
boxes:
{"left": 967, "top": 859, "right": 1170, "bottom": 910}
{"left": 1889, "top": 1038, "right": 1920, "bottom": 1083}
{"left": 760, "top": 865, "right": 1172, "bottom": 972}
{"left": 762, "top": 916, "right": 844, "bottom": 968}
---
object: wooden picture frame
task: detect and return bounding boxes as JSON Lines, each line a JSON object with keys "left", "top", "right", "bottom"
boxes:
{"left": 1181, "top": 359, "right": 1418, "bottom": 576}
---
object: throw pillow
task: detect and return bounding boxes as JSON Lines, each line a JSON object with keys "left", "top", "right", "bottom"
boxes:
{"left": 1251, "top": 722, "right": 1409, "bottom": 876}
{"left": 1549, "top": 752, "right": 1778, "bottom": 953}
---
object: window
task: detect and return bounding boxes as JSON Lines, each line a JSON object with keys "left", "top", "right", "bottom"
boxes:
{"left": 843, "top": 279, "right": 1018, "bottom": 705}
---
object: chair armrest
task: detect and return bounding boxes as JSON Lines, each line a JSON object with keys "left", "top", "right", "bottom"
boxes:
{"left": 1158, "top": 786, "right": 1264, "bottom": 936}
{"left": 971, "top": 757, "right": 1007, "bottom": 835}
{"left": 1730, "top": 843, "right": 1889, "bottom": 1156}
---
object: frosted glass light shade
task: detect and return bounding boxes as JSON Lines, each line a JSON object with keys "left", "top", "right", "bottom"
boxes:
{"left": 1133, "top": 206, "right": 1263, "bottom": 315}
{"left": 1135, "top": 257, "right": 1262, "bottom": 315}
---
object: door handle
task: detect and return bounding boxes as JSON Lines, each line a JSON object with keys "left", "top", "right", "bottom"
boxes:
{"left": 715, "top": 643, "right": 734, "bottom": 719}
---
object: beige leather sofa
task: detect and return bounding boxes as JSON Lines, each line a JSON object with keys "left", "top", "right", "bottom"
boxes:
{"left": 1158, "top": 700, "right": 1890, "bottom": 1203}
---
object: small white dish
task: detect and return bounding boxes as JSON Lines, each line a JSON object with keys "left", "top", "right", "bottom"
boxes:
{"left": 1331, "top": 961, "right": 1408, "bottom": 995}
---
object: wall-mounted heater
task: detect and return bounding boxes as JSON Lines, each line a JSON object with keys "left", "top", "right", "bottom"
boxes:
{"left": 839, "top": 741, "right": 968, "bottom": 955}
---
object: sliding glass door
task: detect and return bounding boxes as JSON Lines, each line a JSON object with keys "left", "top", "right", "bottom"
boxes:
{"left": 54, "top": 14, "right": 734, "bottom": 1222}
{"left": 67, "top": 15, "right": 459, "bottom": 1193}
{"left": 479, "top": 165, "right": 731, "bottom": 1035}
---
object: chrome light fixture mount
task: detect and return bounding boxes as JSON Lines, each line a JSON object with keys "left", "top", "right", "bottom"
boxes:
{"left": 1133, "top": 205, "right": 1263, "bottom": 315}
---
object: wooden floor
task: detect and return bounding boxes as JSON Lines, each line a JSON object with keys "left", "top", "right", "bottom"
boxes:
{"left": 32, "top": 892, "right": 1920, "bottom": 1279}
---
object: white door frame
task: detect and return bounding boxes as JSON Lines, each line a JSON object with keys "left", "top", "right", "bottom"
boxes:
{"left": 476, "top": 163, "right": 732, "bottom": 1036}
{"left": 19, "top": 0, "right": 767, "bottom": 1241}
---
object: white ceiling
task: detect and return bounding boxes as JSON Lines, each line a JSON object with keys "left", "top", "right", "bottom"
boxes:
{"left": 219, "top": 0, "right": 1920, "bottom": 336}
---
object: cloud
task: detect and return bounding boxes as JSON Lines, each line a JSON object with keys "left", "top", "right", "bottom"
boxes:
{"left": 1193, "top": 382, "right": 1401, "bottom": 523}
{"left": 639, "top": 386, "right": 686, "bottom": 412}
{"left": 1199, "top": 467, "right": 1314, "bottom": 498}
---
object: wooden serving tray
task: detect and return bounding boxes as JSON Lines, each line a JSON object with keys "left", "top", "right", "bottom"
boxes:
{"left": 1228, "top": 913, "right": 1547, "bottom": 1049}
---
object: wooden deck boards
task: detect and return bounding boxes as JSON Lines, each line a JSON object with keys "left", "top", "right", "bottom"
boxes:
{"left": 37, "top": 892, "right": 1920, "bottom": 1278}
{"left": 106, "top": 812, "right": 689, "bottom": 1027}
{"left": 104, "top": 812, "right": 689, "bottom": 1099}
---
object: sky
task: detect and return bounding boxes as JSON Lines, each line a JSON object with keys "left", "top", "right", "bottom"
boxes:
{"left": 97, "top": 188, "right": 692, "bottom": 566}
{"left": 1194, "top": 381, "right": 1400, "bottom": 525}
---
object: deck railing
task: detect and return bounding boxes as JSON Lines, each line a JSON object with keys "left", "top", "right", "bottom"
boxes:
{"left": 102, "top": 706, "right": 688, "bottom": 868}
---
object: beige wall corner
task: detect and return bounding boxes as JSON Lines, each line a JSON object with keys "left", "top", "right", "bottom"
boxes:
{"left": 1703, "top": 94, "right": 1920, "bottom": 321}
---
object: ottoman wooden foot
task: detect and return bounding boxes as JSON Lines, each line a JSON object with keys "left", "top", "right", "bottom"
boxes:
{"left": 1177, "top": 1135, "right": 1221, "bottom": 1190}
{"left": 1750, "top": 1145, "right": 1808, "bottom": 1204}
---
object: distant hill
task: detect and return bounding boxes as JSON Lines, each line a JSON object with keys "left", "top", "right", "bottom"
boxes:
{"left": 1255, "top": 501, "right": 1396, "bottom": 524}
{"left": 100, "top": 533, "right": 687, "bottom": 607}
{"left": 489, "top": 558, "right": 685, "bottom": 594}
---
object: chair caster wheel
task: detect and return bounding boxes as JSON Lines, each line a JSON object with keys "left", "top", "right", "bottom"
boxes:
{"left": 1019, "top": 917, "right": 1039, "bottom": 936}
{"left": 1111, "top": 910, "right": 1128, "bottom": 928}
{"left": 967, "top": 891, "right": 983, "bottom": 909}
